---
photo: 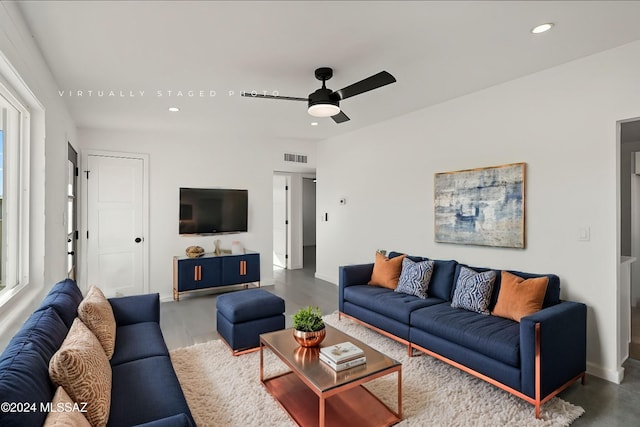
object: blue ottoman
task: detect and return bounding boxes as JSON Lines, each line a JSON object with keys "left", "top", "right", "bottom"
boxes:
{"left": 216, "top": 289, "right": 285, "bottom": 355}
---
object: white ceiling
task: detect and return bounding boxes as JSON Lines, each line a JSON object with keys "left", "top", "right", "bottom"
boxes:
{"left": 16, "top": 1, "right": 640, "bottom": 142}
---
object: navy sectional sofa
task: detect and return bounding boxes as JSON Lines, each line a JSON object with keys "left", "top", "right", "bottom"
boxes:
{"left": 339, "top": 251, "right": 587, "bottom": 418}
{"left": 0, "top": 279, "right": 194, "bottom": 427}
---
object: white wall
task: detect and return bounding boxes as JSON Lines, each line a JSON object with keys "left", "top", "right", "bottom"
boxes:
{"left": 0, "top": 2, "right": 78, "bottom": 349}
{"left": 78, "top": 129, "right": 316, "bottom": 300}
{"left": 317, "top": 40, "right": 640, "bottom": 383}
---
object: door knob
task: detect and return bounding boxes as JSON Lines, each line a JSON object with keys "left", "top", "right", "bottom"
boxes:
{"left": 135, "top": 237, "right": 143, "bottom": 243}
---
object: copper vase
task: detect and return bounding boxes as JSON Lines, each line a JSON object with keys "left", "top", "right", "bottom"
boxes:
{"left": 293, "top": 328, "right": 326, "bottom": 347}
{"left": 293, "top": 346, "right": 320, "bottom": 366}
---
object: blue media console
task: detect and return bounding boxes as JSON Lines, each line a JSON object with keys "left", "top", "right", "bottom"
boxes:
{"left": 172, "top": 250, "right": 260, "bottom": 301}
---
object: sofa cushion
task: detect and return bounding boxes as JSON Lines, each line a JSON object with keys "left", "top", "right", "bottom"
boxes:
{"left": 451, "top": 266, "right": 496, "bottom": 315}
{"left": 395, "top": 258, "right": 434, "bottom": 299}
{"left": 344, "top": 285, "right": 444, "bottom": 324}
{"left": 388, "top": 252, "right": 457, "bottom": 301}
{"left": 428, "top": 259, "right": 458, "bottom": 301}
{"left": 43, "top": 386, "right": 91, "bottom": 427}
{"left": 36, "top": 279, "right": 84, "bottom": 328}
{"left": 492, "top": 271, "right": 548, "bottom": 322}
{"left": 49, "top": 318, "right": 112, "bottom": 427}
{"left": 411, "top": 304, "right": 521, "bottom": 367}
{"left": 504, "top": 270, "right": 560, "bottom": 308}
{"left": 109, "top": 294, "right": 160, "bottom": 326}
{"left": 369, "top": 252, "right": 406, "bottom": 289}
{"left": 0, "top": 308, "right": 69, "bottom": 427}
{"left": 3, "top": 308, "right": 69, "bottom": 362}
{"left": 78, "top": 286, "right": 116, "bottom": 359}
{"left": 109, "top": 356, "right": 194, "bottom": 427}
{"left": 388, "top": 251, "right": 427, "bottom": 263}
{"left": 109, "top": 322, "right": 169, "bottom": 366}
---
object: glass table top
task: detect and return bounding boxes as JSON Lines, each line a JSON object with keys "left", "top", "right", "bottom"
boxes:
{"left": 260, "top": 324, "right": 401, "bottom": 393}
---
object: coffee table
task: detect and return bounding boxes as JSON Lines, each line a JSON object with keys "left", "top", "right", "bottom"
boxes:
{"left": 260, "top": 324, "right": 402, "bottom": 427}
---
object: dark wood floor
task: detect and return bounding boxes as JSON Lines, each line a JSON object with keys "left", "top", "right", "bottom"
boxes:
{"left": 159, "top": 246, "right": 640, "bottom": 426}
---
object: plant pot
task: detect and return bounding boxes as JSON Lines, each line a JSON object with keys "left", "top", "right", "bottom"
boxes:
{"left": 293, "top": 346, "right": 320, "bottom": 366}
{"left": 293, "top": 327, "right": 326, "bottom": 347}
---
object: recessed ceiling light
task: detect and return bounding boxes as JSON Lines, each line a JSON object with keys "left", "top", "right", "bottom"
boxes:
{"left": 531, "top": 23, "right": 554, "bottom": 34}
{"left": 311, "top": 122, "right": 318, "bottom": 126}
{"left": 168, "top": 107, "right": 180, "bottom": 112}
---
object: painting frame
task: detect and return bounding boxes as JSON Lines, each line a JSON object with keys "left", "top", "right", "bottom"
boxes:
{"left": 434, "top": 162, "right": 526, "bottom": 248}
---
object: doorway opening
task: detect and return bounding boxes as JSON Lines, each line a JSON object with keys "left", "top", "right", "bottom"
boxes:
{"left": 620, "top": 119, "right": 640, "bottom": 361}
{"left": 302, "top": 177, "right": 316, "bottom": 273}
{"left": 273, "top": 174, "right": 289, "bottom": 270}
{"left": 272, "top": 173, "right": 316, "bottom": 273}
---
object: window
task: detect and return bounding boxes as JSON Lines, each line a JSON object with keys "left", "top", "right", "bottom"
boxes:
{"left": 0, "top": 81, "right": 30, "bottom": 300}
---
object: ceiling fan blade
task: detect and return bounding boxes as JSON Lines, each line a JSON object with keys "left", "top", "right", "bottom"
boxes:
{"left": 333, "top": 71, "right": 396, "bottom": 101}
{"left": 241, "top": 93, "right": 307, "bottom": 102}
{"left": 331, "top": 110, "right": 350, "bottom": 124}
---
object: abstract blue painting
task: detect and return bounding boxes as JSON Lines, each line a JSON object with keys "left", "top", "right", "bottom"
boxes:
{"left": 434, "top": 162, "right": 525, "bottom": 248}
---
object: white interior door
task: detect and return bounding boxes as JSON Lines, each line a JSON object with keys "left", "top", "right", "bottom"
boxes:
{"left": 67, "top": 144, "right": 78, "bottom": 280}
{"left": 273, "top": 174, "right": 288, "bottom": 269}
{"left": 87, "top": 154, "right": 145, "bottom": 296}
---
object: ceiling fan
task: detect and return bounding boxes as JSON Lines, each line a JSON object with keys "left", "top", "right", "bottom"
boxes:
{"left": 241, "top": 67, "right": 396, "bottom": 123}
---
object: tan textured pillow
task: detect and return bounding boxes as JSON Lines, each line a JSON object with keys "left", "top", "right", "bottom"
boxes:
{"left": 368, "top": 252, "right": 406, "bottom": 289}
{"left": 492, "top": 271, "right": 549, "bottom": 322}
{"left": 49, "top": 318, "right": 111, "bottom": 427}
{"left": 78, "top": 286, "right": 116, "bottom": 359}
{"left": 43, "top": 386, "right": 92, "bottom": 427}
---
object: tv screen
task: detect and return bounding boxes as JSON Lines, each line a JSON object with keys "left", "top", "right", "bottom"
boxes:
{"left": 179, "top": 188, "right": 248, "bottom": 234}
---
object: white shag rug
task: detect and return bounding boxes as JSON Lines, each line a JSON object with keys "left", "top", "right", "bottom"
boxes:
{"left": 170, "top": 313, "right": 584, "bottom": 427}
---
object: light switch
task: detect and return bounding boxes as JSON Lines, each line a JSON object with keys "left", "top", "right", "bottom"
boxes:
{"left": 577, "top": 227, "right": 590, "bottom": 241}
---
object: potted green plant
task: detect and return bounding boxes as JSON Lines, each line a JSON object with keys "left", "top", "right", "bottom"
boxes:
{"left": 292, "top": 306, "right": 326, "bottom": 347}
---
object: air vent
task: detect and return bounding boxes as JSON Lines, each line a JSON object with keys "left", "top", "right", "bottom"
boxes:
{"left": 284, "top": 153, "right": 308, "bottom": 163}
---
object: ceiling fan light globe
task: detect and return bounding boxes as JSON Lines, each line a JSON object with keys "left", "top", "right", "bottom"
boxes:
{"left": 308, "top": 103, "right": 340, "bottom": 117}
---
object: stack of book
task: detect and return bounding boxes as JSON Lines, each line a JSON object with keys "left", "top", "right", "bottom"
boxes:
{"left": 319, "top": 342, "right": 366, "bottom": 371}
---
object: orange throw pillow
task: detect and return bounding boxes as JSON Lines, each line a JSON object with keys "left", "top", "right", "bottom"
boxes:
{"left": 492, "top": 271, "right": 549, "bottom": 322}
{"left": 368, "top": 252, "right": 406, "bottom": 290}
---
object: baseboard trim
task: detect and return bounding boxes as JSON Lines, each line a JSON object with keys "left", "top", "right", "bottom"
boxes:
{"left": 587, "top": 361, "right": 624, "bottom": 384}
{"left": 260, "top": 278, "right": 275, "bottom": 287}
{"left": 314, "top": 272, "right": 337, "bottom": 285}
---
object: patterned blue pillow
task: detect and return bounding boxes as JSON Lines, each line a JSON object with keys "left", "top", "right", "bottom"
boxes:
{"left": 451, "top": 266, "right": 496, "bottom": 315}
{"left": 395, "top": 258, "right": 435, "bottom": 299}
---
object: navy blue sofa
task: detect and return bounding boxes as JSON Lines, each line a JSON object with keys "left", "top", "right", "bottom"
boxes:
{"left": 339, "top": 252, "right": 587, "bottom": 418}
{"left": 0, "top": 279, "right": 194, "bottom": 427}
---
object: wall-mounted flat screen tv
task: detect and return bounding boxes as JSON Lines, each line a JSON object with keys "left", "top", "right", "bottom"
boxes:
{"left": 179, "top": 188, "right": 248, "bottom": 235}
